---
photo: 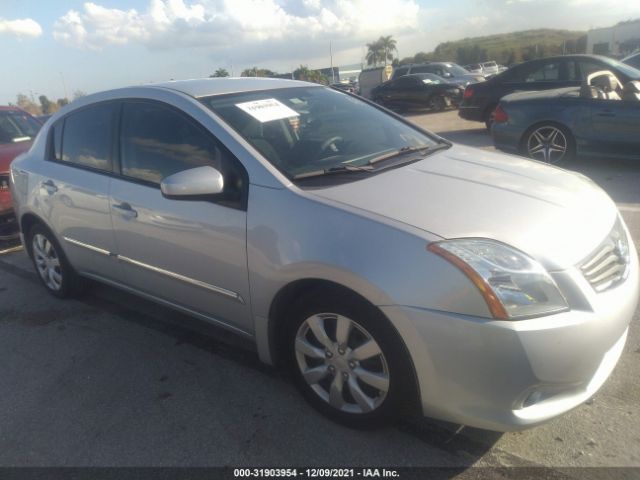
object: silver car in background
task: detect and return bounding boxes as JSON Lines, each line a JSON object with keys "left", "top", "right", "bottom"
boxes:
{"left": 9, "top": 78, "right": 638, "bottom": 431}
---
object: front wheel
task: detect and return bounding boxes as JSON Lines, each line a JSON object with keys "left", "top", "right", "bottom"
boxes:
{"left": 521, "top": 123, "right": 575, "bottom": 164}
{"left": 287, "top": 291, "right": 415, "bottom": 427}
{"left": 429, "top": 95, "right": 447, "bottom": 112}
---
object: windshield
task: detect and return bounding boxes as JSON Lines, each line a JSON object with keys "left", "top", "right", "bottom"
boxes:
{"left": 0, "top": 110, "right": 41, "bottom": 144}
{"left": 202, "top": 87, "right": 439, "bottom": 180}
{"left": 445, "top": 64, "right": 470, "bottom": 76}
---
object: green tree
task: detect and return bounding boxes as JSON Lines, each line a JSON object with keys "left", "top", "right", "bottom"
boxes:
{"left": 57, "top": 98, "right": 69, "bottom": 108}
{"left": 72, "top": 90, "right": 87, "bottom": 100}
{"left": 16, "top": 93, "right": 41, "bottom": 115}
{"left": 39, "top": 95, "right": 53, "bottom": 115}
{"left": 413, "top": 52, "right": 431, "bottom": 63}
{"left": 293, "top": 65, "right": 328, "bottom": 85}
{"left": 240, "top": 67, "right": 276, "bottom": 77}
{"left": 210, "top": 68, "right": 230, "bottom": 78}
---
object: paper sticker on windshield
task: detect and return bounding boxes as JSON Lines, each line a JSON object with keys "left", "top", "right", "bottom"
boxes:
{"left": 235, "top": 98, "right": 299, "bottom": 123}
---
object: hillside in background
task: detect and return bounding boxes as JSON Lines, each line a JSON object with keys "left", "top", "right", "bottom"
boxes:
{"left": 399, "top": 29, "right": 587, "bottom": 66}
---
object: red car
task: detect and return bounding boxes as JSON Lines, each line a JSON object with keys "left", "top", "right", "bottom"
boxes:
{"left": 0, "top": 106, "right": 42, "bottom": 240}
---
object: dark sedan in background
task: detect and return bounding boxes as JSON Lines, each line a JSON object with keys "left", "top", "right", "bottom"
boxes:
{"left": 392, "top": 62, "right": 484, "bottom": 87}
{"left": 460, "top": 54, "right": 640, "bottom": 129}
{"left": 492, "top": 72, "right": 640, "bottom": 163}
{"left": 371, "top": 73, "right": 464, "bottom": 112}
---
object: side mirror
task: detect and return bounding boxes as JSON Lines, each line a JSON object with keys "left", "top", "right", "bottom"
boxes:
{"left": 160, "top": 166, "right": 224, "bottom": 199}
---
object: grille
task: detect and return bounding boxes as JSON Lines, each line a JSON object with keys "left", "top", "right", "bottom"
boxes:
{"left": 580, "top": 218, "right": 631, "bottom": 293}
{"left": 0, "top": 174, "right": 9, "bottom": 191}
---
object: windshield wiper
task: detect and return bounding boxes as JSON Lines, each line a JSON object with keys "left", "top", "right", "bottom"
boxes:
{"left": 293, "top": 164, "right": 374, "bottom": 180}
{"left": 367, "top": 143, "right": 450, "bottom": 165}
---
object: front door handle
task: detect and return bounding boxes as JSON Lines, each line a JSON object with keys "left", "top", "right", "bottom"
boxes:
{"left": 112, "top": 202, "right": 138, "bottom": 219}
{"left": 41, "top": 179, "right": 58, "bottom": 193}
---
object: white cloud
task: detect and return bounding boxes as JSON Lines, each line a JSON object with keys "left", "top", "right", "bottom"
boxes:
{"left": 53, "top": 0, "right": 420, "bottom": 51}
{"left": 0, "top": 17, "right": 43, "bottom": 39}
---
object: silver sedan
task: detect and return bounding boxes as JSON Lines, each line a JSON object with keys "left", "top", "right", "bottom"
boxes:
{"left": 10, "top": 78, "right": 638, "bottom": 430}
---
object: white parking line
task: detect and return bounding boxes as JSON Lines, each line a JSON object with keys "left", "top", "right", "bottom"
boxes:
{"left": 617, "top": 203, "right": 640, "bottom": 213}
{"left": 0, "top": 245, "right": 23, "bottom": 255}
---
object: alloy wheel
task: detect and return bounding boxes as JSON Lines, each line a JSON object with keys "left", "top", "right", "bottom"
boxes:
{"left": 32, "top": 233, "right": 63, "bottom": 291}
{"left": 294, "top": 313, "right": 390, "bottom": 414}
{"left": 527, "top": 126, "right": 568, "bottom": 163}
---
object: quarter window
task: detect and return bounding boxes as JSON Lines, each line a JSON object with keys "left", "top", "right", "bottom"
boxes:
{"left": 60, "top": 103, "right": 115, "bottom": 171}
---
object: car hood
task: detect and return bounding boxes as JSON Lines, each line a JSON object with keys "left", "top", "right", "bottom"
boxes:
{"left": 310, "top": 145, "right": 617, "bottom": 270}
{"left": 0, "top": 140, "right": 32, "bottom": 172}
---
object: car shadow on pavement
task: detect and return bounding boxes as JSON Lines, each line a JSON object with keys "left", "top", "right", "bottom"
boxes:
{"left": 85, "top": 280, "right": 504, "bottom": 466}
{"left": 0, "top": 254, "right": 503, "bottom": 468}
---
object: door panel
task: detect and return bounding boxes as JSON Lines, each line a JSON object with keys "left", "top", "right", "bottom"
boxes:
{"left": 588, "top": 99, "right": 640, "bottom": 158}
{"left": 109, "top": 179, "right": 251, "bottom": 332}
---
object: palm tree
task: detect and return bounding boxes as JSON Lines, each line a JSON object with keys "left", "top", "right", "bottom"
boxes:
{"left": 366, "top": 40, "right": 384, "bottom": 66}
{"left": 210, "top": 68, "right": 229, "bottom": 78}
{"left": 379, "top": 35, "right": 397, "bottom": 66}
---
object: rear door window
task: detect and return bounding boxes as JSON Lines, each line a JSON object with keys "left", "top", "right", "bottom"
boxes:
{"left": 59, "top": 103, "right": 115, "bottom": 171}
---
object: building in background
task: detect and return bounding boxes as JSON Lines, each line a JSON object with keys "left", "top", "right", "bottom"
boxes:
{"left": 587, "top": 19, "right": 640, "bottom": 57}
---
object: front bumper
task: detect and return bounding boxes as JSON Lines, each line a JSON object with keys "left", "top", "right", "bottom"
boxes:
{"left": 382, "top": 230, "right": 639, "bottom": 431}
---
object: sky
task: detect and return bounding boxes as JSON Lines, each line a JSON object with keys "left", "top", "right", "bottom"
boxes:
{"left": 1, "top": 0, "right": 639, "bottom": 104}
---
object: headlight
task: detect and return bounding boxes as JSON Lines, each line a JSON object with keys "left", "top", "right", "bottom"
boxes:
{"left": 428, "top": 239, "right": 568, "bottom": 320}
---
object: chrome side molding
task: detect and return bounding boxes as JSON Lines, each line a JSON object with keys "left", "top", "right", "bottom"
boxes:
{"left": 63, "top": 236, "right": 245, "bottom": 304}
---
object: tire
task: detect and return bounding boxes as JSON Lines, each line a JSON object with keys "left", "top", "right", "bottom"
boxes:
{"left": 429, "top": 95, "right": 446, "bottom": 112}
{"left": 26, "top": 223, "right": 83, "bottom": 298}
{"left": 286, "top": 288, "right": 416, "bottom": 428}
{"left": 520, "top": 123, "right": 576, "bottom": 165}
{"left": 484, "top": 104, "right": 498, "bottom": 130}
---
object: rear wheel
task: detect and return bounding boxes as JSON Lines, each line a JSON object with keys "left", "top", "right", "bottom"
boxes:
{"left": 521, "top": 123, "right": 575, "bottom": 164}
{"left": 27, "top": 224, "right": 82, "bottom": 298}
{"left": 286, "top": 290, "right": 415, "bottom": 428}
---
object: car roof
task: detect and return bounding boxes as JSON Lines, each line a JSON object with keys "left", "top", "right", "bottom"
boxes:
{"left": 147, "top": 77, "right": 316, "bottom": 99}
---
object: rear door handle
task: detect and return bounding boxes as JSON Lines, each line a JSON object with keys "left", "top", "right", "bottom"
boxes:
{"left": 112, "top": 201, "right": 138, "bottom": 219}
{"left": 596, "top": 110, "right": 616, "bottom": 117}
{"left": 41, "top": 179, "right": 58, "bottom": 193}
